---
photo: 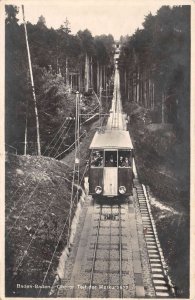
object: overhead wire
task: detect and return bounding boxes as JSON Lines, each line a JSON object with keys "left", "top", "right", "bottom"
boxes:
{"left": 38, "top": 107, "right": 80, "bottom": 295}
{"left": 8, "top": 86, "right": 106, "bottom": 274}
{"left": 8, "top": 118, "right": 69, "bottom": 203}
{"left": 54, "top": 131, "right": 86, "bottom": 159}
{"left": 52, "top": 121, "right": 73, "bottom": 158}
{"left": 7, "top": 120, "right": 73, "bottom": 234}
{"left": 42, "top": 118, "right": 69, "bottom": 156}
{"left": 12, "top": 88, "right": 91, "bottom": 290}
{"left": 47, "top": 119, "right": 71, "bottom": 157}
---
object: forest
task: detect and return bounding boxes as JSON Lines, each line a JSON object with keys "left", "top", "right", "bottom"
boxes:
{"left": 5, "top": 5, "right": 115, "bottom": 156}
{"left": 119, "top": 6, "right": 190, "bottom": 138}
{"left": 5, "top": 6, "right": 190, "bottom": 157}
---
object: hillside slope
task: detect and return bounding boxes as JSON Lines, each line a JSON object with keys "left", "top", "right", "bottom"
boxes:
{"left": 5, "top": 155, "right": 73, "bottom": 297}
{"left": 5, "top": 118, "right": 99, "bottom": 297}
{"left": 125, "top": 102, "right": 189, "bottom": 297}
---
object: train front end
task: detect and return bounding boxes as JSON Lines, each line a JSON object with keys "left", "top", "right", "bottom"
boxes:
{"left": 88, "top": 130, "right": 134, "bottom": 199}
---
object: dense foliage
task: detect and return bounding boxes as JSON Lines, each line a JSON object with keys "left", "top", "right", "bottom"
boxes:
{"left": 5, "top": 5, "right": 114, "bottom": 155}
{"left": 119, "top": 6, "right": 190, "bottom": 139}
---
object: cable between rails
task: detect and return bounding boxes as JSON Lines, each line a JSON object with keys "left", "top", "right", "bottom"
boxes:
{"left": 106, "top": 205, "right": 112, "bottom": 298}
{"left": 88, "top": 205, "right": 102, "bottom": 298}
{"left": 119, "top": 205, "right": 123, "bottom": 298}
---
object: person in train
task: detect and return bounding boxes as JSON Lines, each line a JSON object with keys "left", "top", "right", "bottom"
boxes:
{"left": 118, "top": 156, "right": 124, "bottom": 167}
{"left": 122, "top": 157, "right": 131, "bottom": 167}
{"left": 106, "top": 155, "right": 115, "bottom": 167}
{"left": 92, "top": 151, "right": 103, "bottom": 167}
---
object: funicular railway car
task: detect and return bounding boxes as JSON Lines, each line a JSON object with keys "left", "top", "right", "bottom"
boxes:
{"left": 89, "top": 130, "right": 134, "bottom": 198}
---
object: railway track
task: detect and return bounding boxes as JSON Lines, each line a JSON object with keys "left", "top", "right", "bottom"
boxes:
{"left": 57, "top": 55, "right": 176, "bottom": 298}
{"left": 87, "top": 203, "right": 126, "bottom": 298}
{"left": 58, "top": 182, "right": 175, "bottom": 298}
{"left": 58, "top": 190, "right": 148, "bottom": 297}
{"left": 134, "top": 181, "right": 176, "bottom": 297}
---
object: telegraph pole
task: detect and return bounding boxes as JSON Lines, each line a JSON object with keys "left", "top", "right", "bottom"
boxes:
{"left": 24, "top": 98, "right": 28, "bottom": 155}
{"left": 22, "top": 5, "right": 41, "bottom": 156}
{"left": 75, "top": 91, "right": 80, "bottom": 201}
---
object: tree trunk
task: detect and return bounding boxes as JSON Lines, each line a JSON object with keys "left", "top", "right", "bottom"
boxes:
{"left": 97, "top": 61, "right": 100, "bottom": 93}
{"left": 100, "top": 65, "right": 102, "bottom": 91}
{"left": 65, "top": 57, "right": 69, "bottom": 85}
{"left": 90, "top": 57, "right": 93, "bottom": 89}
{"left": 124, "top": 70, "right": 126, "bottom": 96}
{"left": 78, "top": 71, "right": 81, "bottom": 92}
{"left": 70, "top": 74, "right": 73, "bottom": 90}
{"left": 152, "top": 82, "right": 155, "bottom": 109}
{"left": 84, "top": 53, "right": 90, "bottom": 92}
{"left": 162, "top": 91, "right": 165, "bottom": 123}
{"left": 140, "top": 69, "right": 143, "bottom": 105}
{"left": 149, "top": 76, "right": 151, "bottom": 108}
{"left": 103, "top": 66, "right": 106, "bottom": 90}
{"left": 136, "top": 67, "right": 139, "bottom": 103}
{"left": 144, "top": 68, "right": 147, "bottom": 108}
{"left": 133, "top": 71, "right": 136, "bottom": 102}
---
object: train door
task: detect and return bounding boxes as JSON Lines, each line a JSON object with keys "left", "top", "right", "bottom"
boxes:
{"left": 118, "top": 149, "right": 133, "bottom": 195}
{"left": 89, "top": 149, "right": 104, "bottom": 195}
{"left": 103, "top": 150, "right": 118, "bottom": 196}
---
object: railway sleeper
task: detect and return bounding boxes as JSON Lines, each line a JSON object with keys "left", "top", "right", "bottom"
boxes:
{"left": 85, "top": 269, "right": 129, "bottom": 274}
{"left": 89, "top": 246, "right": 128, "bottom": 250}
{"left": 87, "top": 257, "right": 128, "bottom": 262}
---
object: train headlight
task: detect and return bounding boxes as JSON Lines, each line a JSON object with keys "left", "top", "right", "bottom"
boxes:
{"left": 95, "top": 186, "right": 102, "bottom": 194}
{"left": 119, "top": 186, "right": 126, "bottom": 194}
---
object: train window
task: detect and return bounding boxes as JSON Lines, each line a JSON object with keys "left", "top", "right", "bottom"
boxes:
{"left": 91, "top": 150, "right": 103, "bottom": 167}
{"left": 105, "top": 151, "right": 117, "bottom": 167}
{"left": 118, "top": 150, "right": 132, "bottom": 167}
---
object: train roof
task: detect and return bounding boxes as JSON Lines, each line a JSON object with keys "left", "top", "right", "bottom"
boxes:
{"left": 89, "top": 130, "right": 134, "bottom": 149}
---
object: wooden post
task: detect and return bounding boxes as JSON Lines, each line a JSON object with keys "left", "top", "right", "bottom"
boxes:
{"left": 22, "top": 5, "right": 41, "bottom": 156}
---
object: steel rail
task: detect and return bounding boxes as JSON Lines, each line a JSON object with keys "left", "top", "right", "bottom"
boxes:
{"left": 118, "top": 204, "right": 123, "bottom": 298}
{"left": 87, "top": 205, "right": 102, "bottom": 298}
{"left": 106, "top": 205, "right": 113, "bottom": 298}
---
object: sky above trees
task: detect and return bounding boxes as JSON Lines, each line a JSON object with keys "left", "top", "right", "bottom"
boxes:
{"left": 15, "top": 0, "right": 162, "bottom": 39}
